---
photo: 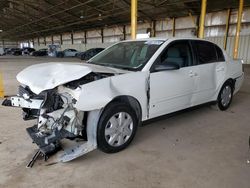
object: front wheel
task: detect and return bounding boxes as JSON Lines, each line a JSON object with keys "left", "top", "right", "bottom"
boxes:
{"left": 57, "top": 53, "right": 64, "bottom": 58}
{"left": 217, "top": 82, "right": 233, "bottom": 111}
{"left": 97, "top": 102, "right": 138, "bottom": 153}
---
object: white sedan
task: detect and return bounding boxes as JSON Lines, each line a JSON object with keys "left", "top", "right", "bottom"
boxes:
{"left": 57, "top": 48, "right": 78, "bottom": 57}
{"left": 3, "top": 38, "right": 244, "bottom": 163}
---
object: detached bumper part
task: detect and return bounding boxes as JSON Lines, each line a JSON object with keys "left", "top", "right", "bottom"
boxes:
{"left": 25, "top": 126, "right": 62, "bottom": 168}
{"left": 2, "top": 96, "right": 43, "bottom": 109}
{"left": 26, "top": 125, "right": 62, "bottom": 155}
{"left": 9, "top": 96, "right": 43, "bottom": 109}
{"left": 2, "top": 98, "right": 12, "bottom": 106}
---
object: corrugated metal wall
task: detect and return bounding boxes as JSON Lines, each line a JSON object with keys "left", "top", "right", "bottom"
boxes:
{"left": 32, "top": 8, "right": 250, "bottom": 63}
{"left": 0, "top": 41, "right": 18, "bottom": 48}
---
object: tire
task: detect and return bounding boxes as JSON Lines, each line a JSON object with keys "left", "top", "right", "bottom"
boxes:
{"left": 57, "top": 53, "right": 64, "bottom": 58}
{"left": 97, "top": 102, "right": 138, "bottom": 153}
{"left": 217, "top": 81, "right": 233, "bottom": 111}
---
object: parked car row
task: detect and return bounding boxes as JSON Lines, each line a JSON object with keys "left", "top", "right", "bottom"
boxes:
{"left": 0, "top": 47, "right": 36, "bottom": 56}
{"left": 31, "top": 48, "right": 48, "bottom": 56}
{"left": 76, "top": 48, "right": 104, "bottom": 60}
{"left": 0, "top": 47, "right": 104, "bottom": 60}
{"left": 57, "top": 48, "right": 105, "bottom": 60}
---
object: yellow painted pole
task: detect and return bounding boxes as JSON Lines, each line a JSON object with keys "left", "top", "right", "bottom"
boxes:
{"left": 224, "top": 9, "right": 231, "bottom": 50}
{"left": 233, "top": 0, "right": 244, "bottom": 59}
{"left": 0, "top": 72, "right": 5, "bottom": 98}
{"left": 172, "top": 17, "right": 176, "bottom": 37}
{"left": 131, "top": 0, "right": 137, "bottom": 39}
{"left": 198, "top": 0, "right": 207, "bottom": 38}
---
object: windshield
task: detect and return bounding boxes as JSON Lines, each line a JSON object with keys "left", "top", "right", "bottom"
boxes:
{"left": 88, "top": 40, "right": 164, "bottom": 71}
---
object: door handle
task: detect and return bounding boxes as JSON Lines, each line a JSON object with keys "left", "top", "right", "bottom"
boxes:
{"left": 216, "top": 67, "right": 225, "bottom": 72}
{"left": 189, "top": 71, "right": 198, "bottom": 77}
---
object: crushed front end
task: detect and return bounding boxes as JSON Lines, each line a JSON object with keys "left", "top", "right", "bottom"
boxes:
{"left": 2, "top": 85, "right": 86, "bottom": 160}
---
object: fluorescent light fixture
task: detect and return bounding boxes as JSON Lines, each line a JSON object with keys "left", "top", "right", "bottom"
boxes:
{"left": 136, "top": 33, "right": 150, "bottom": 39}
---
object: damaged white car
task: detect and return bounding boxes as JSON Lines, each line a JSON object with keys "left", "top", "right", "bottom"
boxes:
{"left": 2, "top": 38, "right": 244, "bottom": 165}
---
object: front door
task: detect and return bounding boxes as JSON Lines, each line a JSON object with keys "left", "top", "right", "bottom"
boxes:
{"left": 149, "top": 40, "right": 199, "bottom": 118}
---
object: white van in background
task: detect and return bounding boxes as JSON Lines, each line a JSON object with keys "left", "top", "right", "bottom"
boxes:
{"left": 0, "top": 48, "right": 4, "bottom": 56}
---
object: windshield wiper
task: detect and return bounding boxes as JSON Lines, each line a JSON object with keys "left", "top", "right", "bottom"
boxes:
{"left": 88, "top": 61, "right": 134, "bottom": 71}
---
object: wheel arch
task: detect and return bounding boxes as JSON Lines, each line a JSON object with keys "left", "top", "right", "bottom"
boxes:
{"left": 222, "top": 78, "right": 235, "bottom": 91}
{"left": 217, "top": 78, "right": 235, "bottom": 99}
{"left": 102, "top": 95, "right": 142, "bottom": 123}
{"left": 81, "top": 95, "right": 142, "bottom": 143}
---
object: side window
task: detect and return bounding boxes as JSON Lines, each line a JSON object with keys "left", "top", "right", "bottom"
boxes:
{"left": 215, "top": 45, "right": 225, "bottom": 62}
{"left": 194, "top": 41, "right": 217, "bottom": 64}
{"left": 156, "top": 40, "right": 193, "bottom": 68}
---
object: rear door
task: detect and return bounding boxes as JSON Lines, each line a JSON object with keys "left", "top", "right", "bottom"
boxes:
{"left": 214, "top": 45, "right": 227, "bottom": 92}
{"left": 191, "top": 40, "right": 220, "bottom": 105}
{"left": 149, "top": 40, "right": 199, "bottom": 118}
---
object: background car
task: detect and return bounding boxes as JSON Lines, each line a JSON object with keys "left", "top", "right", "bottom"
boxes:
{"left": 31, "top": 48, "right": 48, "bottom": 56}
{"left": 5, "top": 48, "right": 21, "bottom": 55}
{"left": 22, "top": 47, "right": 35, "bottom": 55}
{"left": 77, "top": 48, "right": 104, "bottom": 60}
{"left": 56, "top": 49, "right": 78, "bottom": 58}
{"left": 5, "top": 48, "right": 12, "bottom": 55}
{"left": 3, "top": 48, "right": 10, "bottom": 55}
{"left": 0, "top": 48, "right": 4, "bottom": 56}
{"left": 11, "top": 48, "right": 22, "bottom": 56}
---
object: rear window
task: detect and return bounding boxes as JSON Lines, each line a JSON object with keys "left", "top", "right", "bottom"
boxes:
{"left": 215, "top": 45, "right": 225, "bottom": 62}
{"left": 193, "top": 41, "right": 217, "bottom": 64}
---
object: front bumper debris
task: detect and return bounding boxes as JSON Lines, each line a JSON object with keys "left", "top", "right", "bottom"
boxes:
{"left": 2, "top": 96, "right": 43, "bottom": 109}
{"left": 2, "top": 98, "right": 12, "bottom": 106}
{"left": 2, "top": 94, "right": 101, "bottom": 167}
{"left": 26, "top": 125, "right": 62, "bottom": 155}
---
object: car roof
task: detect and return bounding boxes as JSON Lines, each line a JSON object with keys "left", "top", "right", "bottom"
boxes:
{"left": 123, "top": 37, "right": 208, "bottom": 42}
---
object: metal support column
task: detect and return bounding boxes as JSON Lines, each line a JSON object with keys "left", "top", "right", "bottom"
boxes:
{"left": 71, "top": 32, "right": 74, "bottom": 45}
{"left": 123, "top": 25, "right": 126, "bottom": 40}
{"left": 172, "top": 17, "right": 176, "bottom": 37}
{"left": 151, "top": 20, "right": 156, "bottom": 37}
{"left": 38, "top": 37, "right": 40, "bottom": 46}
{"left": 101, "top": 28, "right": 104, "bottom": 43}
{"left": 84, "top": 31, "right": 87, "bottom": 44}
{"left": 233, "top": 0, "right": 244, "bottom": 59}
{"left": 198, "top": 0, "right": 207, "bottom": 38}
{"left": 131, "top": 0, "right": 137, "bottom": 39}
{"left": 60, "top": 34, "right": 63, "bottom": 45}
{"left": 224, "top": 9, "right": 231, "bottom": 50}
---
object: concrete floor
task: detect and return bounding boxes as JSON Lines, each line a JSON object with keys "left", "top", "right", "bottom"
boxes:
{"left": 0, "top": 56, "right": 250, "bottom": 188}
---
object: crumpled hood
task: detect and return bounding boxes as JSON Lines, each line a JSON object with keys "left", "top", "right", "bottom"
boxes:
{"left": 17, "top": 62, "right": 129, "bottom": 94}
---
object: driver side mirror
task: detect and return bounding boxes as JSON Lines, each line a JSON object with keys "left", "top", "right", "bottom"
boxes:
{"left": 153, "top": 62, "right": 180, "bottom": 72}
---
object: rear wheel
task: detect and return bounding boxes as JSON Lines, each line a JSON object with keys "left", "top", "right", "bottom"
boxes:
{"left": 97, "top": 102, "right": 138, "bottom": 153}
{"left": 217, "top": 81, "right": 233, "bottom": 110}
{"left": 57, "top": 53, "right": 64, "bottom": 58}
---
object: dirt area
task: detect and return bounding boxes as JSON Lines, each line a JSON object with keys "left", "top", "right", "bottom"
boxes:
{"left": 0, "top": 56, "right": 250, "bottom": 188}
